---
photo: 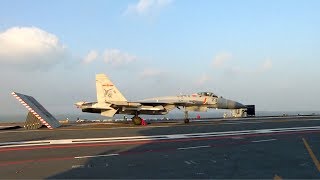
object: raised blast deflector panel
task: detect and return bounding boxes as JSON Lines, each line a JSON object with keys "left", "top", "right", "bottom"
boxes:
{"left": 25, "top": 111, "right": 43, "bottom": 130}
{"left": 11, "top": 92, "right": 61, "bottom": 129}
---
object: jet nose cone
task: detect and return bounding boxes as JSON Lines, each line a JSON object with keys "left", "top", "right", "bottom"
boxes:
{"left": 235, "top": 102, "right": 246, "bottom": 109}
{"left": 227, "top": 100, "right": 246, "bottom": 109}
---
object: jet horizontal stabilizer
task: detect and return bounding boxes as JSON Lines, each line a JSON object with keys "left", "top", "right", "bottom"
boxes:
{"left": 101, "top": 108, "right": 117, "bottom": 117}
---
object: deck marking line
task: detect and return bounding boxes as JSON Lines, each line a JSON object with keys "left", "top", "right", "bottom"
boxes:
{"left": 72, "top": 165, "right": 85, "bottom": 168}
{"left": 1, "top": 117, "right": 320, "bottom": 134}
{"left": 74, "top": 153, "right": 119, "bottom": 159}
{"left": 178, "top": 145, "right": 210, "bottom": 150}
{"left": 252, "top": 139, "right": 277, "bottom": 143}
{"left": 274, "top": 174, "right": 282, "bottom": 180}
{"left": 1, "top": 126, "right": 320, "bottom": 150}
{"left": 302, "top": 138, "right": 320, "bottom": 172}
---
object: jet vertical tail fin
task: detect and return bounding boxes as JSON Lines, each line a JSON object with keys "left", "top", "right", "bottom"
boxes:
{"left": 96, "top": 74, "right": 127, "bottom": 103}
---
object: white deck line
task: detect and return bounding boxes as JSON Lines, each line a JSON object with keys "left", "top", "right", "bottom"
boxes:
{"left": 0, "top": 126, "right": 319, "bottom": 148}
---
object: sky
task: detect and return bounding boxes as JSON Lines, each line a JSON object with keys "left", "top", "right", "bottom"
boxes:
{"left": 0, "top": 0, "right": 320, "bottom": 117}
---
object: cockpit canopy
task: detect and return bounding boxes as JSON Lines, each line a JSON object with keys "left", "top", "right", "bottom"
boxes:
{"left": 197, "top": 92, "right": 218, "bottom": 97}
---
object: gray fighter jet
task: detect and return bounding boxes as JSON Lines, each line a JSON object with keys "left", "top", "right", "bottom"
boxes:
{"left": 75, "top": 74, "right": 246, "bottom": 125}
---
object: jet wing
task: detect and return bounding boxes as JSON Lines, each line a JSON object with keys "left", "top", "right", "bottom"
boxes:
{"left": 108, "top": 100, "right": 205, "bottom": 112}
{"left": 133, "top": 100, "right": 201, "bottom": 106}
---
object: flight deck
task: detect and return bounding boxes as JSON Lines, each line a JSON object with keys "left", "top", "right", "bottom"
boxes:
{"left": 0, "top": 115, "right": 320, "bottom": 179}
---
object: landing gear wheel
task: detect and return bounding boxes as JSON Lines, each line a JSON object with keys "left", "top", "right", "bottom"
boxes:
{"left": 184, "top": 110, "right": 189, "bottom": 124}
{"left": 184, "top": 119, "right": 190, "bottom": 123}
{"left": 132, "top": 116, "right": 142, "bottom": 125}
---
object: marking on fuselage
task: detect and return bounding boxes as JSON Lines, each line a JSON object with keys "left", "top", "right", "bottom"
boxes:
{"left": 203, "top": 98, "right": 207, "bottom": 104}
{"left": 102, "top": 84, "right": 114, "bottom": 87}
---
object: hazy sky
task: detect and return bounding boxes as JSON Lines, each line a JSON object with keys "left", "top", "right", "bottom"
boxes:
{"left": 1, "top": 0, "right": 319, "bottom": 116}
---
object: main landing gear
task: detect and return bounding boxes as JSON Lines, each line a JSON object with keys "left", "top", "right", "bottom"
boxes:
{"left": 184, "top": 111, "right": 189, "bottom": 124}
{"left": 132, "top": 115, "right": 142, "bottom": 125}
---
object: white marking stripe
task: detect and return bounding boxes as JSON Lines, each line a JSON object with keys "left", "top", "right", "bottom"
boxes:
{"left": 74, "top": 153, "right": 119, "bottom": 159}
{"left": 71, "top": 165, "right": 85, "bottom": 168}
{"left": 1, "top": 126, "right": 319, "bottom": 148}
{"left": 167, "top": 134, "right": 186, "bottom": 139}
{"left": 252, "top": 139, "right": 277, "bottom": 143}
{"left": 184, "top": 161, "right": 191, "bottom": 165}
{"left": 50, "top": 140, "right": 73, "bottom": 144}
{"left": 178, "top": 145, "right": 210, "bottom": 150}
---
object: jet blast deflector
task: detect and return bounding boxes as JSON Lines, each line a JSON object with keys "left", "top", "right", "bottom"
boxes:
{"left": 11, "top": 92, "right": 61, "bottom": 129}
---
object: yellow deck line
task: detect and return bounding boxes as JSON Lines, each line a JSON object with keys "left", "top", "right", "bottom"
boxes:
{"left": 273, "top": 174, "right": 282, "bottom": 180}
{"left": 302, "top": 138, "right": 320, "bottom": 172}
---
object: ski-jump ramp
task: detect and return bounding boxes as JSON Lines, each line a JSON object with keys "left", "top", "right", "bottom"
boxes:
{"left": 11, "top": 92, "right": 61, "bottom": 129}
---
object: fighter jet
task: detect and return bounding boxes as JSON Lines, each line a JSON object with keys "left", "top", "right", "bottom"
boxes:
{"left": 75, "top": 74, "right": 246, "bottom": 125}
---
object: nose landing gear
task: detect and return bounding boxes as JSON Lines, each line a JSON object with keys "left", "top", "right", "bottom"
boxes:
{"left": 132, "top": 115, "right": 142, "bottom": 125}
